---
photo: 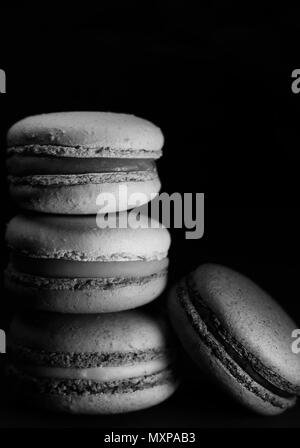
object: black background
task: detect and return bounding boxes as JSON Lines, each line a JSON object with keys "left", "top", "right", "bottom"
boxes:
{"left": 0, "top": 3, "right": 300, "bottom": 429}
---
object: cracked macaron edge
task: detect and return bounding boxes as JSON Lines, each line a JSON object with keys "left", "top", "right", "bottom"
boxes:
{"left": 7, "top": 363, "right": 177, "bottom": 397}
{"left": 5, "top": 265, "right": 168, "bottom": 291}
{"left": 7, "top": 343, "right": 175, "bottom": 368}
{"left": 7, "top": 144, "right": 162, "bottom": 159}
{"left": 8, "top": 168, "right": 159, "bottom": 186}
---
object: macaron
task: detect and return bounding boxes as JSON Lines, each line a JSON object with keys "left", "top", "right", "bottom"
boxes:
{"left": 168, "top": 263, "right": 300, "bottom": 415}
{"left": 7, "top": 309, "right": 179, "bottom": 414}
{"left": 5, "top": 212, "right": 170, "bottom": 313}
{"left": 6, "top": 112, "right": 163, "bottom": 214}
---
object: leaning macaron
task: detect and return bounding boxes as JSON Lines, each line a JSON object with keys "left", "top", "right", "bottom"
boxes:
{"left": 5, "top": 212, "right": 170, "bottom": 313}
{"left": 6, "top": 112, "right": 163, "bottom": 214}
{"left": 168, "top": 263, "right": 300, "bottom": 415}
{"left": 7, "top": 309, "right": 179, "bottom": 414}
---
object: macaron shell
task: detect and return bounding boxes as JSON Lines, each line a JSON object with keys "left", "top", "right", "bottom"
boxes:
{"left": 8, "top": 365, "right": 178, "bottom": 414}
{"left": 168, "top": 283, "right": 296, "bottom": 415}
{"left": 7, "top": 112, "right": 164, "bottom": 158}
{"left": 9, "top": 177, "right": 161, "bottom": 215}
{"left": 5, "top": 267, "right": 168, "bottom": 313}
{"left": 45, "top": 381, "right": 177, "bottom": 414}
{"left": 9, "top": 310, "right": 173, "bottom": 354}
{"left": 6, "top": 212, "right": 170, "bottom": 261}
{"left": 191, "top": 264, "right": 300, "bottom": 393}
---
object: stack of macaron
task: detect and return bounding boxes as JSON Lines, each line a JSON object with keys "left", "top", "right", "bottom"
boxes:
{"left": 5, "top": 112, "right": 179, "bottom": 414}
{"left": 5, "top": 112, "right": 300, "bottom": 418}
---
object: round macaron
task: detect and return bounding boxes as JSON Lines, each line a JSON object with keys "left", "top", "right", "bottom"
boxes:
{"left": 5, "top": 212, "right": 170, "bottom": 313}
{"left": 6, "top": 112, "right": 163, "bottom": 214}
{"left": 7, "top": 308, "right": 179, "bottom": 414}
{"left": 168, "top": 263, "right": 300, "bottom": 416}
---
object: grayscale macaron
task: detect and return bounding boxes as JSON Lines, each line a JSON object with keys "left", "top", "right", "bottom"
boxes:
{"left": 168, "top": 263, "right": 300, "bottom": 415}
{"left": 5, "top": 213, "right": 170, "bottom": 313}
{"left": 7, "top": 309, "right": 179, "bottom": 414}
{"left": 6, "top": 111, "right": 163, "bottom": 214}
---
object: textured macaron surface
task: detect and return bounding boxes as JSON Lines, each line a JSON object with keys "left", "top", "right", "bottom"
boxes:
{"left": 188, "top": 264, "right": 300, "bottom": 394}
{"left": 7, "top": 112, "right": 164, "bottom": 158}
{"left": 9, "top": 309, "right": 175, "bottom": 368}
{"left": 6, "top": 213, "right": 171, "bottom": 262}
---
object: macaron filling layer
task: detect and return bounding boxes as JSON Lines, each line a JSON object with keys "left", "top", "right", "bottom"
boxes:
{"left": 7, "top": 156, "right": 156, "bottom": 176}
{"left": 11, "top": 253, "right": 169, "bottom": 279}
{"left": 17, "top": 356, "right": 172, "bottom": 382}
{"left": 181, "top": 276, "right": 295, "bottom": 401}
